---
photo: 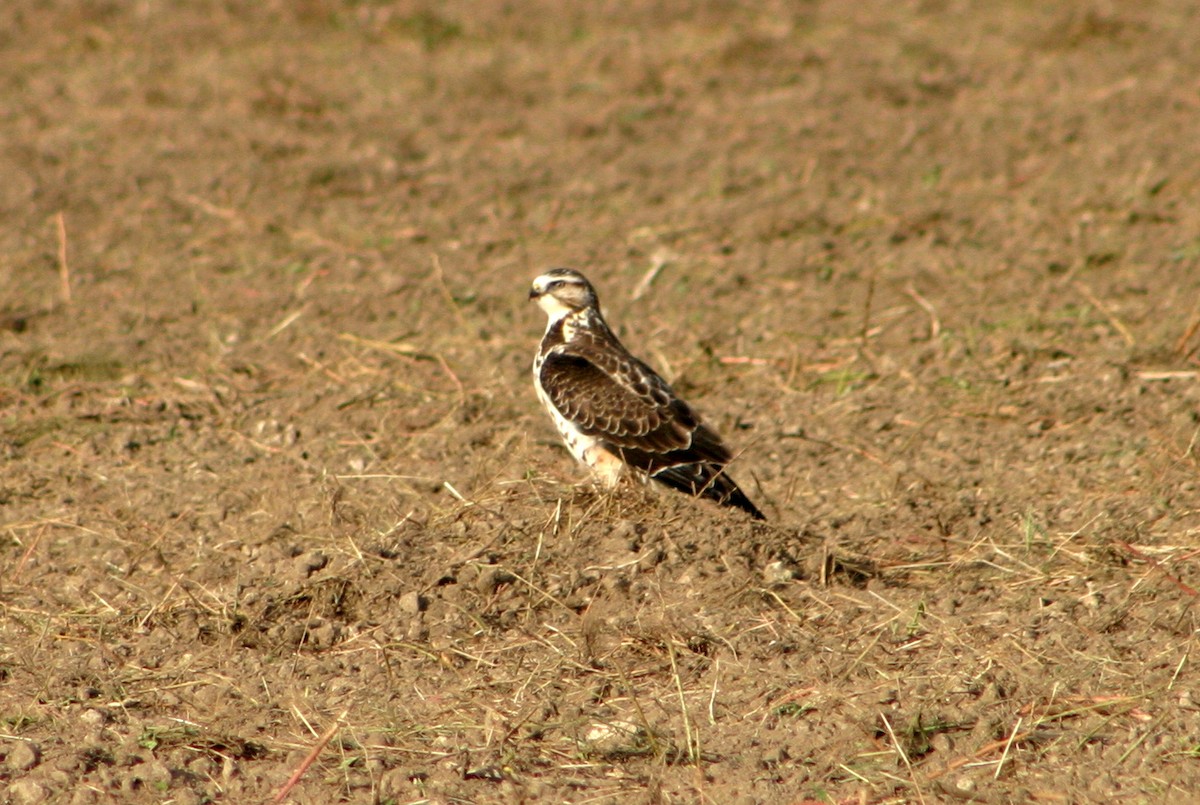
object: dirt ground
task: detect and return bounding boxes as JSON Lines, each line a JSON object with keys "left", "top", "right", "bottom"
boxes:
{"left": 3, "top": 1, "right": 1200, "bottom": 803}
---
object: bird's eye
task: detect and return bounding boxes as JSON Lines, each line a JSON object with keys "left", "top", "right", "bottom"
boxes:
{"left": 548, "top": 280, "right": 564, "bottom": 290}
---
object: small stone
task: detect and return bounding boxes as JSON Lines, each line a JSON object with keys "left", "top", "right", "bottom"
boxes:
{"left": 1026, "top": 418, "right": 1053, "bottom": 436}
{"left": 79, "top": 709, "right": 108, "bottom": 727}
{"left": 378, "top": 768, "right": 410, "bottom": 800}
{"left": 474, "top": 566, "right": 515, "bottom": 595}
{"left": 955, "top": 776, "right": 976, "bottom": 793}
{"left": 343, "top": 772, "right": 373, "bottom": 790}
{"left": 601, "top": 575, "right": 631, "bottom": 595}
{"left": 7, "top": 779, "right": 49, "bottom": 805}
{"left": 583, "top": 720, "right": 645, "bottom": 756}
{"left": 636, "top": 546, "right": 665, "bottom": 572}
{"left": 7, "top": 742, "right": 41, "bottom": 771}
{"left": 762, "top": 560, "right": 797, "bottom": 585}
{"left": 306, "top": 619, "right": 341, "bottom": 648}
{"left": 760, "top": 746, "right": 789, "bottom": 767}
{"left": 187, "top": 757, "right": 217, "bottom": 778}
{"left": 293, "top": 551, "right": 328, "bottom": 579}
{"left": 69, "top": 787, "right": 98, "bottom": 805}
{"left": 269, "top": 622, "right": 306, "bottom": 646}
{"left": 560, "top": 593, "right": 590, "bottom": 611}
{"left": 929, "top": 732, "right": 954, "bottom": 753}
{"left": 398, "top": 591, "right": 428, "bottom": 615}
{"left": 169, "top": 790, "right": 204, "bottom": 805}
{"left": 141, "top": 760, "right": 172, "bottom": 786}
{"left": 365, "top": 731, "right": 394, "bottom": 749}
{"left": 405, "top": 613, "right": 428, "bottom": 641}
{"left": 611, "top": 520, "right": 640, "bottom": 545}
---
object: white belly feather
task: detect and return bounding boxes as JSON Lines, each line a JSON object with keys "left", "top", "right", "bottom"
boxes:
{"left": 533, "top": 353, "right": 624, "bottom": 487}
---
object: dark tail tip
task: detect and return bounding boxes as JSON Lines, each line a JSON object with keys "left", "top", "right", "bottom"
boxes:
{"left": 722, "top": 485, "right": 766, "bottom": 520}
{"left": 652, "top": 462, "right": 766, "bottom": 520}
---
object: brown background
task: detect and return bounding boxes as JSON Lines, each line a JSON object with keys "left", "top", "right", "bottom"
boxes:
{"left": 3, "top": 1, "right": 1200, "bottom": 802}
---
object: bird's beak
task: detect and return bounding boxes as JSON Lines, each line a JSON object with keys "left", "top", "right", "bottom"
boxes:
{"left": 528, "top": 287, "right": 540, "bottom": 300}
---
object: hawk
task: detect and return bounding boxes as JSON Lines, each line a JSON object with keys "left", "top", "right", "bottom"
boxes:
{"left": 529, "top": 268, "right": 765, "bottom": 520}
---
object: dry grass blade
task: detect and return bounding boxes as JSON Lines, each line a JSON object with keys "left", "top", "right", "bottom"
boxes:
{"left": 925, "top": 730, "right": 1037, "bottom": 782}
{"left": 629, "top": 248, "right": 672, "bottom": 301}
{"left": 55, "top": 211, "right": 71, "bottom": 306}
{"left": 9, "top": 523, "right": 49, "bottom": 582}
{"left": 336, "top": 332, "right": 426, "bottom": 357}
{"left": 1072, "top": 280, "right": 1135, "bottom": 347}
{"left": 266, "top": 307, "right": 306, "bottom": 339}
{"left": 879, "top": 713, "right": 926, "bottom": 804}
{"left": 432, "top": 253, "right": 468, "bottom": 329}
{"left": 666, "top": 640, "right": 697, "bottom": 763}
{"left": 903, "top": 284, "right": 940, "bottom": 340}
{"left": 1175, "top": 308, "right": 1200, "bottom": 357}
{"left": 994, "top": 716, "right": 1023, "bottom": 779}
{"left": 1115, "top": 541, "right": 1198, "bottom": 598}
{"left": 271, "top": 710, "right": 347, "bottom": 804}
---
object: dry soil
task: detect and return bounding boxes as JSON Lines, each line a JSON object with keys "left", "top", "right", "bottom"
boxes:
{"left": 3, "top": 2, "right": 1200, "bottom": 803}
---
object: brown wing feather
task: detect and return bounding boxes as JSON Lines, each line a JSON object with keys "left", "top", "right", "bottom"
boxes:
{"left": 539, "top": 344, "right": 728, "bottom": 462}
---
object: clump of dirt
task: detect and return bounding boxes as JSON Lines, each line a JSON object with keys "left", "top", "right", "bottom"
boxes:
{"left": 3, "top": 1, "right": 1200, "bottom": 802}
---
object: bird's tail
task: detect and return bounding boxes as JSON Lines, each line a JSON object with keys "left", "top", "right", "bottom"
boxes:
{"left": 651, "top": 462, "right": 766, "bottom": 520}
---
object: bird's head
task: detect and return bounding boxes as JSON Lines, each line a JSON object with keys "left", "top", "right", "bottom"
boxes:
{"left": 529, "top": 268, "right": 599, "bottom": 321}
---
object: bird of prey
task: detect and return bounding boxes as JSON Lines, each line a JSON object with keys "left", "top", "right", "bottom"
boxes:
{"left": 529, "top": 268, "right": 764, "bottom": 520}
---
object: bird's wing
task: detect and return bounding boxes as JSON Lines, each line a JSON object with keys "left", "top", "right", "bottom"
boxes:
{"left": 539, "top": 343, "right": 730, "bottom": 463}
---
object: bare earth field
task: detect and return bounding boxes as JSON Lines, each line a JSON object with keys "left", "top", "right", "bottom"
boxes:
{"left": 3, "top": 2, "right": 1200, "bottom": 803}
